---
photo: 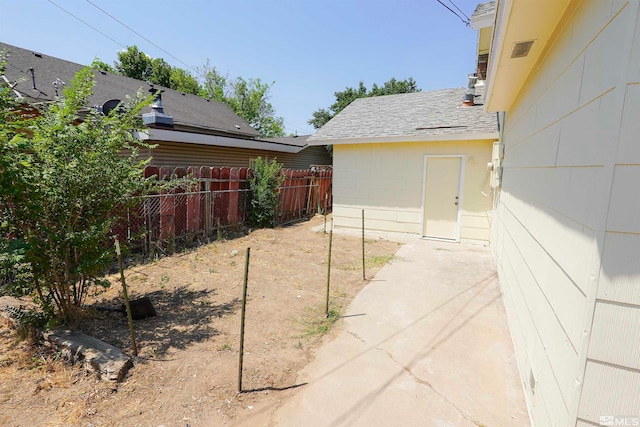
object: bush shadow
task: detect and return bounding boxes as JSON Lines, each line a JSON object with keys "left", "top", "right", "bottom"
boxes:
{"left": 80, "top": 286, "right": 239, "bottom": 358}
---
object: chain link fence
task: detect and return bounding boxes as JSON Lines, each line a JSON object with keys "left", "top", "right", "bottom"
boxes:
{"left": 112, "top": 174, "right": 332, "bottom": 257}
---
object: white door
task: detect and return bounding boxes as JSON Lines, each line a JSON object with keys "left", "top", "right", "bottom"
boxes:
{"left": 422, "top": 157, "right": 462, "bottom": 240}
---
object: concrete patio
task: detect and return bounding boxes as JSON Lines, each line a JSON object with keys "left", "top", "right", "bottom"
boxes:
{"left": 272, "top": 237, "right": 529, "bottom": 426}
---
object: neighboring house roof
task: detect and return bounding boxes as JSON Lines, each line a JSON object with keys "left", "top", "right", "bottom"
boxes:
{"left": 261, "top": 134, "right": 310, "bottom": 148}
{"left": 0, "top": 41, "right": 259, "bottom": 138}
{"left": 308, "top": 86, "right": 498, "bottom": 144}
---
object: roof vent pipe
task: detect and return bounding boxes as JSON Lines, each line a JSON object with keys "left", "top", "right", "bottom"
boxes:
{"left": 29, "top": 67, "right": 36, "bottom": 90}
{"left": 149, "top": 88, "right": 165, "bottom": 114}
{"left": 462, "top": 73, "right": 478, "bottom": 107}
{"left": 142, "top": 87, "right": 174, "bottom": 128}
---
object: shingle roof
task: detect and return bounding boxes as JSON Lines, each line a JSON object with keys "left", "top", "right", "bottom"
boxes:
{"left": 471, "top": 1, "right": 497, "bottom": 20}
{"left": 308, "top": 86, "right": 498, "bottom": 142}
{"left": 0, "top": 42, "right": 259, "bottom": 138}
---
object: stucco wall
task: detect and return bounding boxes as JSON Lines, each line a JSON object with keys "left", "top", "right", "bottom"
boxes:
{"left": 333, "top": 139, "right": 494, "bottom": 242}
{"left": 491, "top": 1, "right": 640, "bottom": 425}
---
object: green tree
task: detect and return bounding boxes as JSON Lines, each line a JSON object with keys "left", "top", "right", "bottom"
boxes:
{"left": 229, "top": 77, "right": 284, "bottom": 137}
{"left": 114, "top": 49, "right": 283, "bottom": 136}
{"left": 149, "top": 57, "right": 172, "bottom": 88}
{"left": 115, "top": 45, "right": 151, "bottom": 81}
{"left": 199, "top": 63, "right": 284, "bottom": 137}
{"left": 198, "top": 61, "right": 229, "bottom": 103}
{"left": 114, "top": 46, "right": 202, "bottom": 95}
{"left": 90, "top": 57, "right": 115, "bottom": 73}
{"left": 308, "top": 77, "right": 420, "bottom": 129}
{"left": 0, "top": 63, "right": 156, "bottom": 323}
{"left": 370, "top": 77, "right": 420, "bottom": 96}
{"left": 169, "top": 67, "right": 201, "bottom": 95}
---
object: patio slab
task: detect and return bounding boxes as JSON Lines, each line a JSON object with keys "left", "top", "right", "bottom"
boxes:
{"left": 272, "top": 237, "right": 529, "bottom": 427}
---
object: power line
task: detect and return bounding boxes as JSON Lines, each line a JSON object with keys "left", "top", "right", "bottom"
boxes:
{"left": 446, "top": 0, "right": 470, "bottom": 22}
{"left": 284, "top": 120, "right": 313, "bottom": 135}
{"left": 435, "top": 0, "right": 470, "bottom": 26}
{"left": 47, "top": 0, "right": 127, "bottom": 49}
{"left": 85, "top": 0, "right": 197, "bottom": 73}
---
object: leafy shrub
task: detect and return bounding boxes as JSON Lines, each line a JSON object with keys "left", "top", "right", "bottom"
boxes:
{"left": 0, "top": 236, "right": 33, "bottom": 297}
{"left": 0, "top": 58, "right": 155, "bottom": 323}
{"left": 248, "top": 157, "right": 284, "bottom": 228}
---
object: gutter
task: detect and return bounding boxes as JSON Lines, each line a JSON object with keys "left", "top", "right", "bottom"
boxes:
{"left": 136, "top": 128, "right": 306, "bottom": 153}
{"left": 307, "top": 132, "right": 500, "bottom": 146}
{"left": 172, "top": 120, "right": 259, "bottom": 139}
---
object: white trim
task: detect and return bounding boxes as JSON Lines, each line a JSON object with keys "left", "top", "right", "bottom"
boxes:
{"left": 420, "top": 154, "right": 465, "bottom": 242}
{"left": 307, "top": 133, "right": 499, "bottom": 146}
{"left": 485, "top": 0, "right": 511, "bottom": 111}
{"left": 470, "top": 10, "right": 496, "bottom": 29}
{"left": 136, "top": 129, "right": 305, "bottom": 153}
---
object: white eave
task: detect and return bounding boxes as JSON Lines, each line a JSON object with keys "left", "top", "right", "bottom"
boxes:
{"left": 485, "top": 0, "right": 574, "bottom": 111}
{"left": 307, "top": 132, "right": 499, "bottom": 146}
{"left": 136, "top": 128, "right": 305, "bottom": 153}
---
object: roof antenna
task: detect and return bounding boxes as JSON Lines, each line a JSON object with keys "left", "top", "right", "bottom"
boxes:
{"left": 29, "top": 67, "right": 36, "bottom": 90}
{"left": 52, "top": 78, "right": 66, "bottom": 97}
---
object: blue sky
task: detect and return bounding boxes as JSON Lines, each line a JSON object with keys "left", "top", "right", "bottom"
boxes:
{"left": 0, "top": 0, "right": 481, "bottom": 135}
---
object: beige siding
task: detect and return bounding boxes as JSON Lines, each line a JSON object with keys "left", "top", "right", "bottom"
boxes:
{"left": 140, "top": 141, "right": 332, "bottom": 170}
{"left": 491, "top": 1, "right": 640, "bottom": 425}
{"left": 333, "top": 139, "right": 494, "bottom": 242}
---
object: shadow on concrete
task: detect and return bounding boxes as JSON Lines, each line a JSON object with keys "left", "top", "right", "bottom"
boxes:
{"left": 318, "top": 272, "right": 498, "bottom": 426}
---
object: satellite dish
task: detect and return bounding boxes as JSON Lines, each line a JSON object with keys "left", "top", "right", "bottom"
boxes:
{"left": 102, "top": 99, "right": 122, "bottom": 115}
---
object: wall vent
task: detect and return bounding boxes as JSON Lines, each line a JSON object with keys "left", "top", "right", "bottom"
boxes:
{"left": 511, "top": 40, "right": 534, "bottom": 58}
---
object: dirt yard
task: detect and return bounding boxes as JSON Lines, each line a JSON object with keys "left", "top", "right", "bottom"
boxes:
{"left": 0, "top": 215, "right": 401, "bottom": 426}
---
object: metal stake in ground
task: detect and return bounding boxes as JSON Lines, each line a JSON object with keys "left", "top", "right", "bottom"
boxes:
{"left": 114, "top": 237, "right": 138, "bottom": 357}
{"left": 324, "top": 193, "right": 328, "bottom": 234}
{"left": 238, "top": 247, "right": 250, "bottom": 393}
{"left": 362, "top": 209, "right": 366, "bottom": 280}
{"left": 325, "top": 221, "right": 333, "bottom": 317}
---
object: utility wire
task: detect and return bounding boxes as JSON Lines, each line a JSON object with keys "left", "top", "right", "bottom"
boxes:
{"left": 284, "top": 120, "right": 313, "bottom": 135}
{"left": 47, "top": 0, "right": 127, "bottom": 49}
{"left": 435, "top": 0, "right": 470, "bottom": 26}
{"left": 85, "top": 0, "right": 197, "bottom": 73}
{"left": 446, "top": 0, "right": 470, "bottom": 22}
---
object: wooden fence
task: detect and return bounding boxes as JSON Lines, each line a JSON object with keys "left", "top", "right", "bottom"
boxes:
{"left": 112, "top": 165, "right": 332, "bottom": 256}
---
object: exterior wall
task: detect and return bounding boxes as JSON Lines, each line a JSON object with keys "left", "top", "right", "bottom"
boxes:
{"left": 478, "top": 26, "right": 492, "bottom": 55}
{"left": 491, "top": 1, "right": 640, "bottom": 425}
{"left": 333, "top": 139, "right": 494, "bottom": 242}
{"left": 140, "top": 141, "right": 332, "bottom": 170}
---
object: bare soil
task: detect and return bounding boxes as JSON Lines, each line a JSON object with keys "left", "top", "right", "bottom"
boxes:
{"left": 0, "top": 215, "right": 400, "bottom": 427}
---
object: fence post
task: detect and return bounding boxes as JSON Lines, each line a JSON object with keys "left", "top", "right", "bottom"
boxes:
{"left": 228, "top": 168, "right": 240, "bottom": 225}
{"left": 324, "top": 193, "right": 328, "bottom": 234}
{"left": 325, "top": 221, "right": 333, "bottom": 317}
{"left": 362, "top": 209, "right": 366, "bottom": 280}
{"left": 238, "top": 247, "right": 250, "bottom": 393}
{"left": 186, "top": 166, "right": 201, "bottom": 235}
